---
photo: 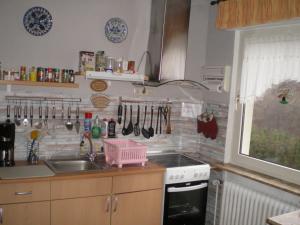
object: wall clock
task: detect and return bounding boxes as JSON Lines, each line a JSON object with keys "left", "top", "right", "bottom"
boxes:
{"left": 105, "top": 18, "right": 128, "bottom": 43}
{"left": 23, "top": 7, "right": 53, "bottom": 36}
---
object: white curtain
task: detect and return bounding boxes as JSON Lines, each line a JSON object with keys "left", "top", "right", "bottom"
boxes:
{"left": 239, "top": 25, "right": 300, "bottom": 103}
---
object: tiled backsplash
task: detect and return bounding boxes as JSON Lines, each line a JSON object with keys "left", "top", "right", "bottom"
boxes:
{"left": 0, "top": 92, "right": 228, "bottom": 162}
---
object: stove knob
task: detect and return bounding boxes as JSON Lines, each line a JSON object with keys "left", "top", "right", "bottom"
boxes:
{"left": 175, "top": 175, "right": 179, "bottom": 179}
{"left": 180, "top": 175, "right": 184, "bottom": 179}
{"left": 194, "top": 173, "right": 198, "bottom": 178}
{"left": 199, "top": 173, "right": 203, "bottom": 178}
{"left": 170, "top": 175, "right": 174, "bottom": 180}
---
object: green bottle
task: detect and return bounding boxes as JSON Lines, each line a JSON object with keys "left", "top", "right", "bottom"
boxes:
{"left": 92, "top": 115, "right": 101, "bottom": 139}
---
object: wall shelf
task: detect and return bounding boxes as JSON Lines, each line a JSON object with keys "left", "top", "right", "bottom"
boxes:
{"left": 0, "top": 80, "right": 79, "bottom": 88}
{"left": 85, "top": 71, "right": 145, "bottom": 83}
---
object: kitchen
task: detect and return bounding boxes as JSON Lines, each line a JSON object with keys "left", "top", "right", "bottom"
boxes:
{"left": 0, "top": 0, "right": 299, "bottom": 225}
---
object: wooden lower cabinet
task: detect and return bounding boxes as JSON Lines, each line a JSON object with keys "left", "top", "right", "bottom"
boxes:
{"left": 51, "top": 195, "right": 110, "bottom": 225}
{"left": 111, "top": 189, "right": 163, "bottom": 225}
{"left": 0, "top": 201, "right": 50, "bottom": 225}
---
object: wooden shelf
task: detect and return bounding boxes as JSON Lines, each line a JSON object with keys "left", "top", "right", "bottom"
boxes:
{"left": 0, "top": 80, "right": 79, "bottom": 88}
{"left": 85, "top": 71, "right": 145, "bottom": 83}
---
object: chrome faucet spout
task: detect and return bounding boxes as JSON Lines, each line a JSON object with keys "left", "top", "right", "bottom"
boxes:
{"left": 81, "top": 131, "right": 96, "bottom": 162}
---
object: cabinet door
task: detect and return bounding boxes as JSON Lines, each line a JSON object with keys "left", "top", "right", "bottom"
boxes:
{"left": 0, "top": 201, "right": 50, "bottom": 225}
{"left": 51, "top": 196, "right": 110, "bottom": 225}
{"left": 111, "top": 189, "right": 162, "bottom": 225}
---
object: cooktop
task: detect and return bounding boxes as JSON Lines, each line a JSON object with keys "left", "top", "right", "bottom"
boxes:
{"left": 148, "top": 153, "right": 205, "bottom": 168}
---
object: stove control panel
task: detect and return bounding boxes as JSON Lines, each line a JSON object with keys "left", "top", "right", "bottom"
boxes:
{"left": 165, "top": 164, "right": 210, "bottom": 184}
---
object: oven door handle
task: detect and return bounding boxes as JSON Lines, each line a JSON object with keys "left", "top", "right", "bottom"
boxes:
{"left": 167, "top": 183, "right": 208, "bottom": 193}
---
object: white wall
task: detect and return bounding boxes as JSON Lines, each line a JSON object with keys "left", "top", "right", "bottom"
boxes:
{"left": 0, "top": 0, "right": 151, "bottom": 71}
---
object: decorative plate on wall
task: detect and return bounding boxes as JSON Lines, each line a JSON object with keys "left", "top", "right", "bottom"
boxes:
{"left": 23, "top": 6, "right": 53, "bottom": 36}
{"left": 105, "top": 18, "right": 128, "bottom": 43}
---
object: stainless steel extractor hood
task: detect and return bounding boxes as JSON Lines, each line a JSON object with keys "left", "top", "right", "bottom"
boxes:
{"left": 146, "top": 0, "right": 191, "bottom": 82}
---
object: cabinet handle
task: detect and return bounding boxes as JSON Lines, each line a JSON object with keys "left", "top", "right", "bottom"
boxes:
{"left": 113, "top": 196, "right": 118, "bottom": 212}
{"left": 0, "top": 208, "right": 3, "bottom": 224}
{"left": 15, "top": 191, "right": 32, "bottom": 196}
{"left": 105, "top": 196, "right": 111, "bottom": 213}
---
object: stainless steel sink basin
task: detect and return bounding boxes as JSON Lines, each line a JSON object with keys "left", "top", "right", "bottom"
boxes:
{"left": 45, "top": 159, "right": 100, "bottom": 173}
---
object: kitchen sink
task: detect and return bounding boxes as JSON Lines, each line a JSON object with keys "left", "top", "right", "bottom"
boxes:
{"left": 45, "top": 159, "right": 101, "bottom": 173}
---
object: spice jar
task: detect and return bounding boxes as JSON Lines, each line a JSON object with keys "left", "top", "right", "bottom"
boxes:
{"left": 29, "top": 67, "right": 37, "bottom": 82}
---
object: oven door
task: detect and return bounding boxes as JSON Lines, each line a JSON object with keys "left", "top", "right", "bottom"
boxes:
{"left": 164, "top": 181, "right": 208, "bottom": 225}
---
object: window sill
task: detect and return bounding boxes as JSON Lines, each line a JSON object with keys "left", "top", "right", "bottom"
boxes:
{"left": 214, "top": 163, "right": 300, "bottom": 196}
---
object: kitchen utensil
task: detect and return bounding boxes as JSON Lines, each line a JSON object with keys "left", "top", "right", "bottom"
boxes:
{"left": 34, "top": 104, "right": 43, "bottom": 129}
{"left": 44, "top": 105, "right": 49, "bottom": 129}
{"left": 159, "top": 106, "right": 162, "bottom": 134}
{"left": 117, "top": 103, "right": 122, "bottom": 124}
{"left": 51, "top": 105, "right": 56, "bottom": 137}
{"left": 163, "top": 106, "right": 168, "bottom": 125}
{"left": 166, "top": 106, "right": 171, "bottom": 134}
{"left": 30, "top": 104, "right": 33, "bottom": 127}
{"left": 6, "top": 104, "right": 10, "bottom": 123}
{"left": 148, "top": 106, "right": 154, "bottom": 137}
{"left": 75, "top": 105, "right": 80, "bottom": 134}
{"left": 23, "top": 105, "right": 29, "bottom": 127}
{"left": 122, "top": 105, "right": 127, "bottom": 135}
{"left": 90, "top": 94, "right": 110, "bottom": 108}
{"left": 90, "top": 80, "right": 108, "bottom": 92}
{"left": 14, "top": 105, "right": 21, "bottom": 127}
{"left": 142, "top": 106, "right": 150, "bottom": 139}
{"left": 17, "top": 104, "right": 22, "bottom": 126}
{"left": 155, "top": 106, "right": 160, "bottom": 134}
{"left": 125, "top": 105, "right": 133, "bottom": 135}
{"left": 65, "top": 105, "right": 73, "bottom": 131}
{"left": 61, "top": 104, "right": 64, "bottom": 121}
{"left": 134, "top": 105, "right": 140, "bottom": 136}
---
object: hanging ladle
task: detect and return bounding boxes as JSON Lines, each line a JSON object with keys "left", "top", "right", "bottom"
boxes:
{"left": 125, "top": 105, "right": 133, "bottom": 135}
{"left": 142, "top": 105, "right": 150, "bottom": 139}
{"left": 134, "top": 105, "right": 140, "bottom": 136}
{"left": 65, "top": 105, "right": 73, "bottom": 131}
{"left": 122, "top": 105, "right": 127, "bottom": 135}
{"left": 148, "top": 106, "right": 154, "bottom": 137}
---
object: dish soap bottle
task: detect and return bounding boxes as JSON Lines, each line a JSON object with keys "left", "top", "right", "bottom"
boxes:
{"left": 92, "top": 115, "right": 101, "bottom": 139}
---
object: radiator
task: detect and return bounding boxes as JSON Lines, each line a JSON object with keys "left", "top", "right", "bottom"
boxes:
{"left": 219, "top": 181, "right": 298, "bottom": 225}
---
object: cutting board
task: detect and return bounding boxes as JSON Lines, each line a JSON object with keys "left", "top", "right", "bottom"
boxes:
{"left": 0, "top": 165, "right": 55, "bottom": 179}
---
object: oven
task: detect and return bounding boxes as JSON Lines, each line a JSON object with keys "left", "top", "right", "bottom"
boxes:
{"left": 164, "top": 181, "right": 208, "bottom": 225}
{"left": 148, "top": 153, "right": 210, "bottom": 225}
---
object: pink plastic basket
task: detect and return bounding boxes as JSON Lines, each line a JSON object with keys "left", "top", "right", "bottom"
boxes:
{"left": 103, "top": 139, "right": 148, "bottom": 168}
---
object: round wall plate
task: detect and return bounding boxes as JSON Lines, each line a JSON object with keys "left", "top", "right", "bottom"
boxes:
{"left": 23, "top": 6, "right": 53, "bottom": 36}
{"left": 105, "top": 17, "right": 128, "bottom": 43}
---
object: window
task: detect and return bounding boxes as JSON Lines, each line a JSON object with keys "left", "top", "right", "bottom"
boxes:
{"left": 226, "top": 24, "right": 300, "bottom": 185}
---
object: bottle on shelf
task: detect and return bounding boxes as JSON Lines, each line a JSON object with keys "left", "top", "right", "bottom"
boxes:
{"left": 84, "top": 112, "right": 93, "bottom": 132}
{"left": 29, "top": 66, "right": 37, "bottom": 82}
{"left": 92, "top": 115, "right": 101, "bottom": 139}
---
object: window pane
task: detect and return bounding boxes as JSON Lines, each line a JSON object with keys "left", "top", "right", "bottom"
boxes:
{"left": 241, "top": 81, "right": 300, "bottom": 171}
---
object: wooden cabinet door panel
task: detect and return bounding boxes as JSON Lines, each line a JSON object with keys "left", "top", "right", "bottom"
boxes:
{"left": 111, "top": 189, "right": 163, "bottom": 225}
{"left": 51, "top": 196, "right": 110, "bottom": 225}
{"left": 0, "top": 201, "right": 50, "bottom": 225}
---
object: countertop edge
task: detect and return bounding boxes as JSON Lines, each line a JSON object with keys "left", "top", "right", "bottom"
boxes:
{"left": 0, "top": 161, "right": 165, "bottom": 184}
{"left": 266, "top": 210, "right": 300, "bottom": 225}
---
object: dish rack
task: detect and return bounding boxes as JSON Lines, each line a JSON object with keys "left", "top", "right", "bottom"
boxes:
{"left": 103, "top": 139, "right": 148, "bottom": 168}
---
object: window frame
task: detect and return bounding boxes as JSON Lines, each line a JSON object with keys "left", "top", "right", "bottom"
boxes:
{"left": 225, "top": 30, "right": 300, "bottom": 186}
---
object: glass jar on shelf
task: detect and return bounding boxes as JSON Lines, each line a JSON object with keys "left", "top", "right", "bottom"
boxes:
{"left": 115, "top": 58, "right": 124, "bottom": 74}
{"left": 105, "top": 57, "right": 115, "bottom": 73}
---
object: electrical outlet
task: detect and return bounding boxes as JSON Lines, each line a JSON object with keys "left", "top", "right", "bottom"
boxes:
{"left": 181, "top": 103, "right": 202, "bottom": 118}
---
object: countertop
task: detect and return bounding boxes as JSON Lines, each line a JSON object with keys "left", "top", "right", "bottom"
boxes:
{"left": 267, "top": 210, "right": 300, "bottom": 225}
{"left": 0, "top": 160, "right": 165, "bottom": 184}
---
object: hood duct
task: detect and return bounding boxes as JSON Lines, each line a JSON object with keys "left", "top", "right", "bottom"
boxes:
{"left": 146, "top": 0, "right": 191, "bottom": 82}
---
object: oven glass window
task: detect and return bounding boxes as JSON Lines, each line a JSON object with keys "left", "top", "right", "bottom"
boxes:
{"left": 164, "top": 181, "right": 208, "bottom": 225}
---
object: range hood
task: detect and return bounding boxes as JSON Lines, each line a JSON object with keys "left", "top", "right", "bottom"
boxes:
{"left": 145, "top": 0, "right": 191, "bottom": 82}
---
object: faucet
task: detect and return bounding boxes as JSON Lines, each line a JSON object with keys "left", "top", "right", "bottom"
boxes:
{"left": 80, "top": 131, "right": 96, "bottom": 162}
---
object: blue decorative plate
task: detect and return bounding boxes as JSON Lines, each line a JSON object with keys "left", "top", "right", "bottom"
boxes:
{"left": 105, "top": 18, "right": 128, "bottom": 43}
{"left": 23, "top": 7, "right": 53, "bottom": 36}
